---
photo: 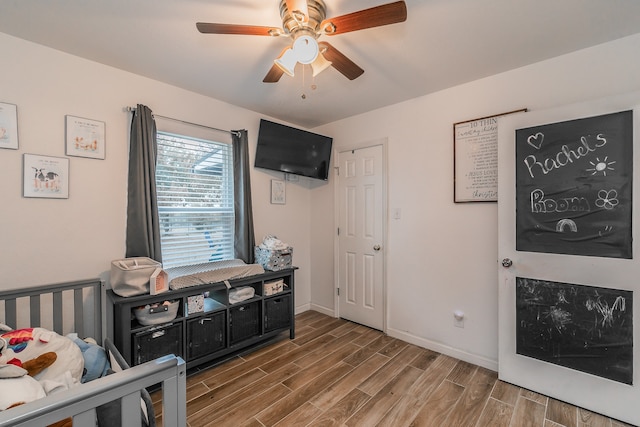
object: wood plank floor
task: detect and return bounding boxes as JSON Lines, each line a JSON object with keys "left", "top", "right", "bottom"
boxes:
{"left": 151, "top": 311, "right": 633, "bottom": 427}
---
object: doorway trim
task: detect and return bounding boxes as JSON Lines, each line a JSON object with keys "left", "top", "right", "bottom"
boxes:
{"left": 333, "top": 137, "right": 389, "bottom": 333}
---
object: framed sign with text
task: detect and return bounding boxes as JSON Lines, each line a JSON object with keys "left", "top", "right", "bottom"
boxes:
{"left": 454, "top": 109, "right": 527, "bottom": 202}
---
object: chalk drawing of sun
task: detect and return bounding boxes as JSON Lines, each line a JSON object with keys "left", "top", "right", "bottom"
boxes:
{"left": 586, "top": 157, "right": 616, "bottom": 176}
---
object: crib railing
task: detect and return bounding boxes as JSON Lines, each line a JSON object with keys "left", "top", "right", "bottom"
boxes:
{"left": 0, "top": 278, "right": 103, "bottom": 341}
{"left": 0, "top": 353, "right": 186, "bottom": 427}
{"left": 0, "top": 278, "right": 186, "bottom": 427}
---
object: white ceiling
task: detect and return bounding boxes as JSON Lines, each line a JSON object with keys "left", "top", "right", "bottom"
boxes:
{"left": 2, "top": 0, "right": 640, "bottom": 128}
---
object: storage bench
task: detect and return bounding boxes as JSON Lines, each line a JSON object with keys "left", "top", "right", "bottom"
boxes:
{"left": 109, "top": 267, "right": 296, "bottom": 369}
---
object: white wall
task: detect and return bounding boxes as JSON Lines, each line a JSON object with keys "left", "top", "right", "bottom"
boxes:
{"left": 312, "top": 33, "right": 640, "bottom": 369}
{"left": 0, "top": 33, "right": 315, "bottom": 312}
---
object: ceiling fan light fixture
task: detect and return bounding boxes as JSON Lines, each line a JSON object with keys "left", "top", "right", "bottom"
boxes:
{"left": 311, "top": 53, "right": 332, "bottom": 77}
{"left": 293, "top": 35, "right": 319, "bottom": 64}
{"left": 274, "top": 47, "right": 297, "bottom": 76}
{"left": 274, "top": 34, "right": 320, "bottom": 77}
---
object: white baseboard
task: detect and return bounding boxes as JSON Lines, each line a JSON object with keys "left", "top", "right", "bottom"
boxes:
{"left": 295, "top": 303, "right": 335, "bottom": 317}
{"left": 295, "top": 303, "right": 311, "bottom": 315}
{"left": 309, "top": 303, "right": 334, "bottom": 317}
{"left": 387, "top": 327, "right": 498, "bottom": 372}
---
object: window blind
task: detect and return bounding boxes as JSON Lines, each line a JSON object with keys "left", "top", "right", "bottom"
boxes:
{"left": 156, "top": 131, "right": 234, "bottom": 269}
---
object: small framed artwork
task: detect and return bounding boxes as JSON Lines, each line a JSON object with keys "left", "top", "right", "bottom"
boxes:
{"left": 65, "top": 115, "right": 106, "bottom": 159}
{"left": 150, "top": 268, "right": 169, "bottom": 295}
{"left": 271, "top": 179, "right": 286, "bottom": 204}
{"left": 23, "top": 154, "right": 70, "bottom": 199}
{"left": 0, "top": 102, "right": 19, "bottom": 150}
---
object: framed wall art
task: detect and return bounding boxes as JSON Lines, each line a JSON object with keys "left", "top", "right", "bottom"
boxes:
{"left": 271, "top": 179, "right": 286, "bottom": 204}
{"left": 23, "top": 154, "right": 70, "bottom": 199}
{"left": 150, "top": 268, "right": 169, "bottom": 295}
{"left": 454, "top": 108, "right": 527, "bottom": 202}
{"left": 65, "top": 115, "right": 106, "bottom": 159}
{"left": 0, "top": 102, "right": 19, "bottom": 150}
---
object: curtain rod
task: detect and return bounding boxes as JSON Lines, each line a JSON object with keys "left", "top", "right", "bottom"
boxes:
{"left": 125, "top": 106, "right": 240, "bottom": 137}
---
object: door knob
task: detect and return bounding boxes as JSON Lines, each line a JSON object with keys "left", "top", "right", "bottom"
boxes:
{"left": 501, "top": 258, "right": 513, "bottom": 268}
{"left": 373, "top": 245, "right": 381, "bottom": 251}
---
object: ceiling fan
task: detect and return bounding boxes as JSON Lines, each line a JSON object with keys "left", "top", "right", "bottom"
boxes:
{"left": 196, "top": 0, "right": 407, "bottom": 83}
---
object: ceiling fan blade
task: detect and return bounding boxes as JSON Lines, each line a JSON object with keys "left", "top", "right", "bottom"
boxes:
{"left": 285, "top": 0, "right": 309, "bottom": 23}
{"left": 196, "top": 22, "right": 283, "bottom": 36}
{"left": 263, "top": 63, "right": 285, "bottom": 83}
{"left": 321, "top": 1, "right": 407, "bottom": 35}
{"left": 319, "top": 42, "right": 364, "bottom": 80}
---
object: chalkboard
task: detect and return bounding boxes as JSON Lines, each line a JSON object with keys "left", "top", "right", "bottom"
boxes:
{"left": 516, "top": 277, "right": 633, "bottom": 385}
{"left": 515, "top": 110, "right": 633, "bottom": 258}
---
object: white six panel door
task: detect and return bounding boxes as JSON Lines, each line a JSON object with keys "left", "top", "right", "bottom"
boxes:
{"left": 338, "top": 144, "right": 385, "bottom": 330}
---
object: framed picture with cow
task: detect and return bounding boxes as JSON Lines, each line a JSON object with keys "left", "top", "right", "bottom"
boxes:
{"left": 23, "top": 153, "right": 70, "bottom": 199}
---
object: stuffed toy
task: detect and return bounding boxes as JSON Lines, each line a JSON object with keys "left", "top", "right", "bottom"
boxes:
{"left": 0, "top": 355, "right": 73, "bottom": 426}
{"left": 0, "top": 329, "right": 73, "bottom": 427}
{"left": 67, "top": 334, "right": 109, "bottom": 383}
{"left": 0, "top": 351, "right": 57, "bottom": 410}
{"left": 0, "top": 327, "right": 84, "bottom": 383}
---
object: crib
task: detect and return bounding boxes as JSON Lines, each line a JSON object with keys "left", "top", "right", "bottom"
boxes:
{"left": 0, "top": 278, "right": 186, "bottom": 427}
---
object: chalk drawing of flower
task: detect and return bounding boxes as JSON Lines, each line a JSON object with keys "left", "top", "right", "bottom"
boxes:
{"left": 595, "top": 189, "right": 619, "bottom": 210}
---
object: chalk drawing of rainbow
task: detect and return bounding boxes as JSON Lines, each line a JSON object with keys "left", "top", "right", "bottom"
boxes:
{"left": 556, "top": 218, "right": 578, "bottom": 232}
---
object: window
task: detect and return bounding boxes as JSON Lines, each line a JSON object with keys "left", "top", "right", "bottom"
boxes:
{"left": 155, "top": 131, "right": 234, "bottom": 269}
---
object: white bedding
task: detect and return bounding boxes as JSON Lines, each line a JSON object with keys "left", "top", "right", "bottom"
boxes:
{"left": 0, "top": 327, "right": 84, "bottom": 410}
{"left": 0, "top": 328, "right": 83, "bottom": 383}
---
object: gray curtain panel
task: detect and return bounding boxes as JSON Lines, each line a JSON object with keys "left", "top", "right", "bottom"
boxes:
{"left": 233, "top": 129, "right": 256, "bottom": 263}
{"left": 125, "top": 104, "right": 162, "bottom": 262}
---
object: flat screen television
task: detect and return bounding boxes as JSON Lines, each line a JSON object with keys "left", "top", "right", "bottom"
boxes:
{"left": 255, "top": 119, "right": 333, "bottom": 181}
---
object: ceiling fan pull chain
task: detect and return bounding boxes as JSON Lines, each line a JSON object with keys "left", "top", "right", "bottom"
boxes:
{"left": 301, "top": 64, "right": 307, "bottom": 99}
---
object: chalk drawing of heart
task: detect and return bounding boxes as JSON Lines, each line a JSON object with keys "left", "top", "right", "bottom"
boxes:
{"left": 527, "top": 132, "right": 544, "bottom": 150}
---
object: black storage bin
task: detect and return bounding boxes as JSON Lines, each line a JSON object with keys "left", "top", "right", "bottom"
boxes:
{"left": 133, "top": 323, "right": 182, "bottom": 365}
{"left": 229, "top": 300, "right": 260, "bottom": 345}
{"left": 187, "top": 312, "right": 226, "bottom": 361}
{"left": 264, "top": 294, "right": 292, "bottom": 333}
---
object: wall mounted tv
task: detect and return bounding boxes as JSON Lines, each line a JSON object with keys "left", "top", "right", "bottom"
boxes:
{"left": 255, "top": 119, "right": 333, "bottom": 181}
